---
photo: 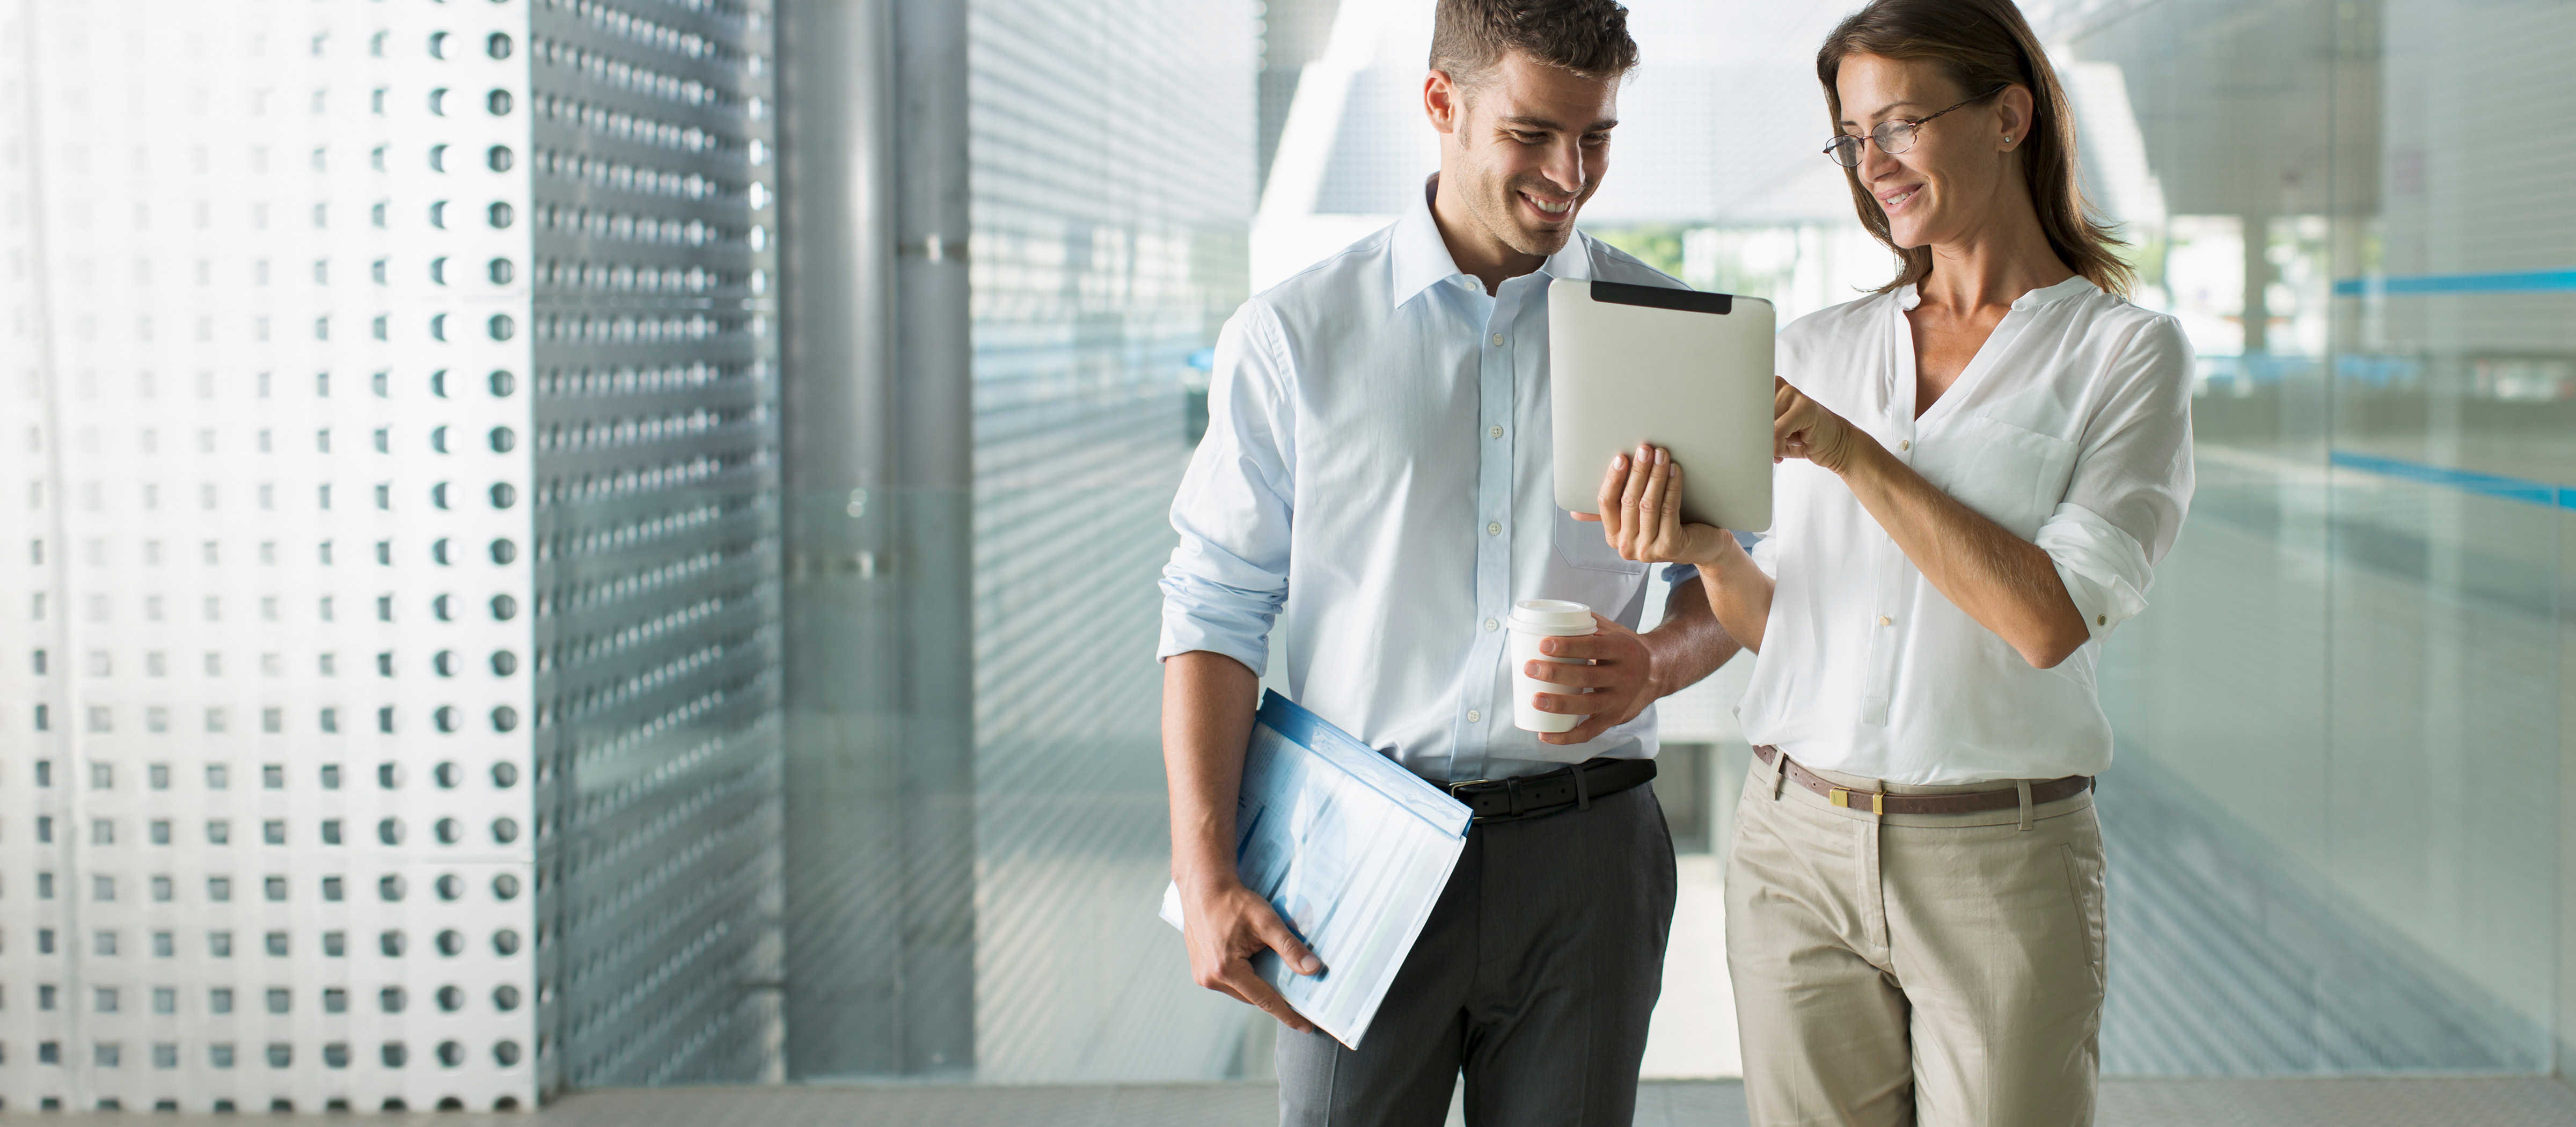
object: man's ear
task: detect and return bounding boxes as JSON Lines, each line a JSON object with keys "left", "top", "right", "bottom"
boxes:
{"left": 1423, "top": 68, "right": 1463, "bottom": 136}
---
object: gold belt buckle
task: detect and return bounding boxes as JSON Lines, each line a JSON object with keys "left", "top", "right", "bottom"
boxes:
{"left": 1829, "top": 787, "right": 1885, "bottom": 816}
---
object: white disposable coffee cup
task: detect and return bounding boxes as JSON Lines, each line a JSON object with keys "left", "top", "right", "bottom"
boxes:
{"left": 1509, "top": 599, "right": 1598, "bottom": 734}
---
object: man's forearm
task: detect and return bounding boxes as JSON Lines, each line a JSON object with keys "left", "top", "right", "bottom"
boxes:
{"left": 1642, "top": 578, "right": 1742, "bottom": 698}
{"left": 1162, "top": 650, "right": 1262, "bottom": 892}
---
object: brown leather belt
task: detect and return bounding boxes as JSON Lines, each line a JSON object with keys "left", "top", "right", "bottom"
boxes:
{"left": 1754, "top": 745, "right": 2090, "bottom": 816}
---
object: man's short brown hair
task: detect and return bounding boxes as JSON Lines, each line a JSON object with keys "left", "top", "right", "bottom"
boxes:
{"left": 1430, "top": 0, "right": 1639, "bottom": 91}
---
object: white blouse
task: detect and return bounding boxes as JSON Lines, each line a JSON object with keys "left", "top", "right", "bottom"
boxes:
{"left": 1733, "top": 275, "right": 2194, "bottom": 785}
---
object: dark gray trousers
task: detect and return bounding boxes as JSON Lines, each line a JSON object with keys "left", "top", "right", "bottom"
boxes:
{"left": 1276, "top": 783, "right": 1678, "bottom": 1126}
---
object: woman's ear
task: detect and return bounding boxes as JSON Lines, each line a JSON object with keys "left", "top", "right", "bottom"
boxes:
{"left": 1998, "top": 84, "right": 2036, "bottom": 150}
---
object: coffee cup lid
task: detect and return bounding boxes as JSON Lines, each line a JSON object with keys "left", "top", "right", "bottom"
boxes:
{"left": 1509, "top": 599, "right": 1596, "bottom": 634}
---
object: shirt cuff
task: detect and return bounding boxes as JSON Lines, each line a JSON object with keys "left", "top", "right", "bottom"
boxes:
{"left": 1156, "top": 570, "right": 1276, "bottom": 677}
{"left": 1661, "top": 564, "right": 1698, "bottom": 583}
{"left": 2033, "top": 502, "right": 2151, "bottom": 642}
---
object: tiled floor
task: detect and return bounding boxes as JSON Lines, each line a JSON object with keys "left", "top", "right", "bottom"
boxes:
{"left": 107, "top": 1077, "right": 2576, "bottom": 1126}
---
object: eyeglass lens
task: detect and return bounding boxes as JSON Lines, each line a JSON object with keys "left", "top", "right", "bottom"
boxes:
{"left": 1825, "top": 121, "right": 1918, "bottom": 167}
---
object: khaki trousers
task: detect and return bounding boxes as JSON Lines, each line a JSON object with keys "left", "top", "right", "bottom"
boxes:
{"left": 1725, "top": 750, "right": 2106, "bottom": 1127}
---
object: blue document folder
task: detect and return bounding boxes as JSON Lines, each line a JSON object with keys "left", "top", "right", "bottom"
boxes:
{"left": 1162, "top": 691, "right": 1473, "bottom": 1048}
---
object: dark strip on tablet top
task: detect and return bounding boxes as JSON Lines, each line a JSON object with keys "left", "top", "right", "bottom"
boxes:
{"left": 1589, "top": 280, "right": 1733, "bottom": 316}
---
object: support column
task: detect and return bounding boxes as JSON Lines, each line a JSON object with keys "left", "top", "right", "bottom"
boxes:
{"left": 775, "top": 0, "right": 975, "bottom": 1078}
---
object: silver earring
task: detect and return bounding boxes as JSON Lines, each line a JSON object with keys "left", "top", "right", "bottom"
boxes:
{"left": 2004, "top": 135, "right": 2014, "bottom": 144}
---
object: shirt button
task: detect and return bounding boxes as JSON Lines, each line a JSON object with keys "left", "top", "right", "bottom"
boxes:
{"left": 1878, "top": 615, "right": 1893, "bottom": 626}
{"left": 1491, "top": 333, "right": 1506, "bottom": 347}
{"left": 1490, "top": 425, "right": 1503, "bottom": 438}
{"left": 1484, "top": 618, "right": 1499, "bottom": 632}
{"left": 1487, "top": 521, "right": 1501, "bottom": 536}
{"left": 1466, "top": 710, "right": 1482, "bottom": 723}
{"left": 2098, "top": 614, "right": 2109, "bottom": 626}
{"left": 1899, "top": 439, "right": 1911, "bottom": 451}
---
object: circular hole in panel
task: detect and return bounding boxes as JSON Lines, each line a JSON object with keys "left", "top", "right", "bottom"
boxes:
{"left": 433, "top": 706, "right": 458, "bottom": 733}
{"left": 378, "top": 763, "right": 403, "bottom": 789}
{"left": 486, "top": 32, "right": 512, "bottom": 59}
{"left": 491, "top": 594, "right": 519, "bottom": 621}
{"left": 489, "top": 482, "right": 517, "bottom": 509}
{"left": 492, "top": 929, "right": 522, "bottom": 956}
{"left": 434, "top": 875, "right": 463, "bottom": 902}
{"left": 488, "top": 369, "right": 516, "bottom": 397}
{"left": 489, "top": 258, "right": 515, "bottom": 286}
{"left": 377, "top": 818, "right": 404, "bottom": 846}
{"left": 494, "top": 984, "right": 522, "bottom": 1012}
{"left": 380, "top": 987, "right": 407, "bottom": 1014}
{"left": 490, "top": 650, "right": 519, "bottom": 676}
{"left": 436, "top": 986, "right": 464, "bottom": 1013}
{"left": 433, "top": 650, "right": 456, "bottom": 677}
{"left": 436, "top": 931, "right": 464, "bottom": 957}
{"left": 492, "top": 762, "right": 521, "bottom": 789}
{"left": 437, "top": 1042, "right": 465, "bottom": 1069}
{"left": 492, "top": 873, "right": 521, "bottom": 901}
{"left": 492, "top": 817, "right": 520, "bottom": 845}
{"left": 492, "top": 705, "right": 521, "bottom": 733}
{"left": 494, "top": 1041, "right": 523, "bottom": 1067}
{"left": 434, "top": 762, "right": 462, "bottom": 788}
{"left": 487, "top": 144, "right": 514, "bottom": 173}
{"left": 486, "top": 89, "right": 513, "bottom": 116}
{"left": 379, "top": 875, "right": 406, "bottom": 902}
{"left": 489, "top": 426, "right": 516, "bottom": 453}
{"left": 435, "top": 818, "right": 460, "bottom": 845}
{"left": 487, "top": 202, "right": 515, "bottom": 230}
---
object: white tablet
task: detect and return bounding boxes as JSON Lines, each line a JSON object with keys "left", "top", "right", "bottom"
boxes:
{"left": 1549, "top": 279, "right": 1775, "bottom": 532}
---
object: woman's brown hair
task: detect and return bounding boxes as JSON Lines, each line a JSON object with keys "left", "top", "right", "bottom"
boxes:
{"left": 1817, "top": 0, "right": 2133, "bottom": 297}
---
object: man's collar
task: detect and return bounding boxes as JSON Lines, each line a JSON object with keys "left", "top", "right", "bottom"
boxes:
{"left": 1392, "top": 174, "right": 1596, "bottom": 310}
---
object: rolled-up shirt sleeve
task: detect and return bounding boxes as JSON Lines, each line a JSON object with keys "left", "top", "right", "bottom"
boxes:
{"left": 1158, "top": 303, "right": 1297, "bottom": 675}
{"left": 2038, "top": 313, "right": 2195, "bottom": 642}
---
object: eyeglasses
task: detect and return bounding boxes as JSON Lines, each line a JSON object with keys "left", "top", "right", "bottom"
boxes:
{"left": 1821, "top": 84, "right": 2009, "bottom": 169}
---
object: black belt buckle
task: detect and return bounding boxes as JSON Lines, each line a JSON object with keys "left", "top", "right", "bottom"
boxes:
{"left": 1449, "top": 758, "right": 1653, "bottom": 825}
{"left": 1449, "top": 770, "right": 1560, "bottom": 824}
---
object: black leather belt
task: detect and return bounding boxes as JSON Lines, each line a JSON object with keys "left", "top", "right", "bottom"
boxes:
{"left": 1446, "top": 757, "right": 1658, "bottom": 824}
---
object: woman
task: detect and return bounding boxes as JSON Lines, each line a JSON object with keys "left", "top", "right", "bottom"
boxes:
{"left": 1585, "top": 0, "right": 2192, "bottom": 1122}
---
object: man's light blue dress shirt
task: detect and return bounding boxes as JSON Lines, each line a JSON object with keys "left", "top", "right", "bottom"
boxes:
{"left": 1158, "top": 181, "right": 1691, "bottom": 784}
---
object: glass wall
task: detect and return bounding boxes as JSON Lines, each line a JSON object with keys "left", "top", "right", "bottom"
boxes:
{"left": 963, "top": 0, "right": 1258, "bottom": 1083}
{"left": 2047, "top": 0, "right": 2575, "bottom": 1074}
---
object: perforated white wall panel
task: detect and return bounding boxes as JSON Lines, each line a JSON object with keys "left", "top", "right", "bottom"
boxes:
{"left": 0, "top": 0, "right": 779, "bottom": 1112}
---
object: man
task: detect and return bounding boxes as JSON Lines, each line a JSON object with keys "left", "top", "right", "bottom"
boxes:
{"left": 1158, "top": 2, "right": 1741, "bottom": 1123}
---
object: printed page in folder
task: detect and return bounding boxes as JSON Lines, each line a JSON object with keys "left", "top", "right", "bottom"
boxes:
{"left": 1161, "top": 691, "right": 1473, "bottom": 1048}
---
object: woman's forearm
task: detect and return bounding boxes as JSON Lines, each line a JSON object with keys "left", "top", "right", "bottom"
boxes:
{"left": 1694, "top": 537, "right": 1772, "bottom": 653}
{"left": 1836, "top": 440, "right": 2089, "bottom": 668}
